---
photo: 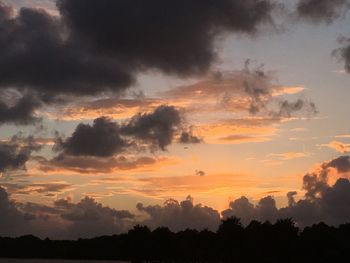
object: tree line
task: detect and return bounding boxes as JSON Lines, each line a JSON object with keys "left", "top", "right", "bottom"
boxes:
{"left": 0, "top": 217, "right": 349, "bottom": 263}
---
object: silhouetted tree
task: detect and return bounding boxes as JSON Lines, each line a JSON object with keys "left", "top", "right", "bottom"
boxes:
{"left": 1, "top": 220, "right": 350, "bottom": 262}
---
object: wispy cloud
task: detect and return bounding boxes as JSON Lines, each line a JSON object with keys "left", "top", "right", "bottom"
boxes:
{"left": 319, "top": 140, "right": 350, "bottom": 153}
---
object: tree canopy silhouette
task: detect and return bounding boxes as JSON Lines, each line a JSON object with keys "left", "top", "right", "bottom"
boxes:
{"left": 0, "top": 218, "right": 349, "bottom": 263}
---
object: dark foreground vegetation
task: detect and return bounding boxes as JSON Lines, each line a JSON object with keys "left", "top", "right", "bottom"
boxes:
{"left": 1, "top": 218, "right": 350, "bottom": 263}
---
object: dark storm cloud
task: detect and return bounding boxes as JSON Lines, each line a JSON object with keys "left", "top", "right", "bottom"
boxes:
{"left": 0, "top": 0, "right": 276, "bottom": 125}
{"left": 296, "top": 0, "right": 350, "bottom": 23}
{"left": 57, "top": 0, "right": 275, "bottom": 76}
{"left": 0, "top": 3, "right": 134, "bottom": 97}
{"left": 0, "top": 135, "right": 41, "bottom": 173}
{"left": 0, "top": 2, "right": 135, "bottom": 124}
{"left": 121, "top": 105, "right": 181, "bottom": 151}
{"left": 55, "top": 117, "right": 128, "bottom": 157}
{"left": 0, "top": 93, "right": 42, "bottom": 125}
{"left": 223, "top": 155, "right": 350, "bottom": 227}
{"left": 56, "top": 105, "right": 182, "bottom": 158}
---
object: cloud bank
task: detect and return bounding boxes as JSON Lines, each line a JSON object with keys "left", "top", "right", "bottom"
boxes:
{"left": 1, "top": 156, "right": 350, "bottom": 238}
{"left": 0, "top": 0, "right": 276, "bottom": 125}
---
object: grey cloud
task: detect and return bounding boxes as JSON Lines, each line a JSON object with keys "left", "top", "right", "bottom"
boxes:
{"left": 54, "top": 197, "right": 134, "bottom": 239}
{"left": 0, "top": 93, "right": 42, "bottom": 125}
{"left": 222, "top": 196, "right": 256, "bottom": 225}
{"left": 0, "top": 186, "right": 135, "bottom": 238}
{"left": 222, "top": 196, "right": 279, "bottom": 225}
{"left": 179, "top": 131, "right": 202, "bottom": 144}
{"left": 271, "top": 99, "right": 318, "bottom": 119}
{"left": 55, "top": 105, "right": 181, "bottom": 159}
{"left": 223, "top": 155, "right": 350, "bottom": 227}
{"left": 0, "top": 135, "right": 41, "bottom": 173}
{"left": 167, "top": 66, "right": 317, "bottom": 119}
{"left": 334, "top": 37, "right": 350, "bottom": 74}
{"left": 297, "top": 0, "right": 350, "bottom": 24}
{"left": 37, "top": 155, "right": 161, "bottom": 174}
{"left": 0, "top": 0, "right": 276, "bottom": 125}
{"left": 57, "top": 0, "right": 275, "bottom": 76}
{"left": 55, "top": 117, "right": 128, "bottom": 158}
{"left": 1, "top": 156, "right": 350, "bottom": 238}
{"left": 324, "top": 155, "right": 350, "bottom": 172}
{"left": 137, "top": 196, "right": 221, "bottom": 232}
{"left": 0, "top": 4, "right": 134, "bottom": 96}
{"left": 0, "top": 1, "right": 12, "bottom": 22}
{"left": 121, "top": 105, "right": 181, "bottom": 151}
{"left": 287, "top": 191, "right": 298, "bottom": 207}
{"left": 0, "top": 1, "right": 134, "bottom": 125}
{"left": 0, "top": 186, "right": 36, "bottom": 237}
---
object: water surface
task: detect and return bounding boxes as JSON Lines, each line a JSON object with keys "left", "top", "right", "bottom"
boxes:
{"left": 0, "top": 259, "right": 128, "bottom": 263}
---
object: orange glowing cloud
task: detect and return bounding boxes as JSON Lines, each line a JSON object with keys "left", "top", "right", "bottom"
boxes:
{"left": 193, "top": 118, "right": 277, "bottom": 144}
{"left": 319, "top": 140, "right": 350, "bottom": 153}
{"left": 268, "top": 152, "right": 309, "bottom": 161}
{"left": 41, "top": 70, "right": 306, "bottom": 123}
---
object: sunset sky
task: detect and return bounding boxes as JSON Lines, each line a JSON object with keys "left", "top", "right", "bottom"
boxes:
{"left": 1, "top": 0, "right": 350, "bottom": 239}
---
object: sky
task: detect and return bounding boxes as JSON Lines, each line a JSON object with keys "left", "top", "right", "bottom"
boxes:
{"left": 1, "top": 0, "right": 350, "bottom": 239}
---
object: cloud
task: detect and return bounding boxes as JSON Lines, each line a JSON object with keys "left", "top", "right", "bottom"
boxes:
{"left": 53, "top": 196, "right": 134, "bottom": 239}
{"left": 0, "top": 186, "right": 38, "bottom": 237}
{"left": 163, "top": 66, "right": 316, "bottom": 122}
{"left": 270, "top": 99, "right": 317, "bottom": 119}
{"left": 335, "top": 134, "right": 350, "bottom": 138}
{"left": 55, "top": 105, "right": 182, "bottom": 160}
{"left": 319, "top": 140, "right": 350, "bottom": 153}
{"left": 45, "top": 97, "right": 162, "bottom": 121}
{"left": 179, "top": 131, "right": 202, "bottom": 144}
{"left": 132, "top": 173, "right": 259, "bottom": 199}
{"left": 57, "top": 0, "right": 274, "bottom": 76}
{"left": 323, "top": 155, "right": 350, "bottom": 172}
{"left": 35, "top": 155, "right": 175, "bottom": 174}
{"left": 40, "top": 67, "right": 315, "bottom": 149}
{"left": 1, "top": 181, "right": 72, "bottom": 196}
{"left": 0, "top": 135, "right": 41, "bottom": 174}
{"left": 334, "top": 36, "right": 350, "bottom": 74}
{"left": 0, "top": 92, "right": 42, "bottom": 125}
{"left": 165, "top": 68, "right": 281, "bottom": 115}
{"left": 193, "top": 118, "right": 278, "bottom": 145}
{"left": 0, "top": 2, "right": 134, "bottom": 98}
{"left": 0, "top": 186, "right": 135, "bottom": 238}
{"left": 2, "top": 156, "right": 350, "bottom": 238}
{"left": 137, "top": 196, "right": 220, "bottom": 232}
{"left": 0, "top": 0, "right": 276, "bottom": 125}
{"left": 268, "top": 152, "right": 308, "bottom": 161}
{"left": 2, "top": 0, "right": 58, "bottom": 15}
{"left": 45, "top": 69, "right": 308, "bottom": 123}
{"left": 121, "top": 105, "right": 182, "bottom": 151}
{"left": 219, "top": 134, "right": 272, "bottom": 144}
{"left": 195, "top": 170, "right": 206, "bottom": 177}
{"left": 223, "top": 155, "right": 350, "bottom": 227}
{"left": 296, "top": 0, "right": 350, "bottom": 23}
{"left": 55, "top": 117, "right": 128, "bottom": 158}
